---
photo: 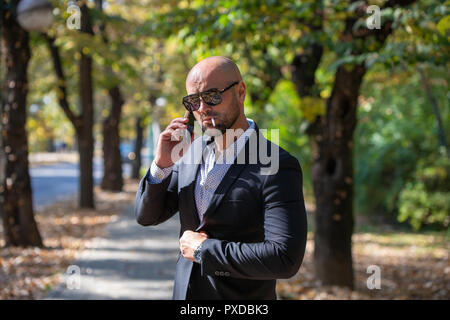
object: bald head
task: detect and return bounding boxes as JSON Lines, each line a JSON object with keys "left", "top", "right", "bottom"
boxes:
{"left": 186, "top": 56, "right": 242, "bottom": 93}
{"left": 185, "top": 56, "right": 248, "bottom": 136}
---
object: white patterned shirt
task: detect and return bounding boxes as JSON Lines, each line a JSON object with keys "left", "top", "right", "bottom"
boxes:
{"left": 148, "top": 119, "right": 255, "bottom": 222}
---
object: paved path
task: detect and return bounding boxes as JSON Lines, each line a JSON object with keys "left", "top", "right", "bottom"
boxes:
{"left": 30, "top": 159, "right": 133, "bottom": 210}
{"left": 46, "top": 206, "right": 180, "bottom": 300}
{"left": 30, "top": 161, "right": 101, "bottom": 210}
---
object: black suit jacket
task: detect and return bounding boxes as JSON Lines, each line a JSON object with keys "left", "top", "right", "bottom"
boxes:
{"left": 134, "top": 124, "right": 307, "bottom": 300}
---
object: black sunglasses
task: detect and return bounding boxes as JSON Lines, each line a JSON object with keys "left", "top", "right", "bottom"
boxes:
{"left": 182, "top": 81, "right": 239, "bottom": 112}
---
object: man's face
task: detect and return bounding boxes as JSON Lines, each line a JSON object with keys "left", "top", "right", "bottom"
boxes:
{"left": 186, "top": 72, "right": 241, "bottom": 136}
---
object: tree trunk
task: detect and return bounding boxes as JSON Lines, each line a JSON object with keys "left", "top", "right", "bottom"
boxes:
{"left": 101, "top": 87, "right": 124, "bottom": 191}
{"left": 45, "top": 4, "right": 95, "bottom": 209}
{"left": 76, "top": 125, "right": 94, "bottom": 208}
{"left": 0, "top": 1, "right": 43, "bottom": 247}
{"left": 77, "top": 53, "right": 94, "bottom": 208}
{"left": 309, "top": 64, "right": 366, "bottom": 288}
{"left": 46, "top": 135, "right": 55, "bottom": 152}
{"left": 96, "top": 0, "right": 125, "bottom": 191}
{"left": 308, "top": 2, "right": 408, "bottom": 286}
{"left": 77, "top": 3, "right": 95, "bottom": 208}
{"left": 131, "top": 116, "right": 143, "bottom": 179}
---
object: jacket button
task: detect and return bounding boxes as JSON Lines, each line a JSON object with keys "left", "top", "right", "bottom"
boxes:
{"left": 219, "top": 271, "right": 225, "bottom": 276}
{"left": 224, "top": 272, "right": 230, "bottom": 277}
{"left": 215, "top": 271, "right": 220, "bottom": 276}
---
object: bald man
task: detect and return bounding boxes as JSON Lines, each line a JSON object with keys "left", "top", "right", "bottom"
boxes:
{"left": 135, "top": 56, "right": 307, "bottom": 300}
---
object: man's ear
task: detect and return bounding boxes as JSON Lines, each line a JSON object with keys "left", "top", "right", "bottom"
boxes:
{"left": 238, "top": 81, "right": 246, "bottom": 105}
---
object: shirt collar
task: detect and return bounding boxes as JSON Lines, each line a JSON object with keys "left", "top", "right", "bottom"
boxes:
{"left": 208, "top": 118, "right": 255, "bottom": 164}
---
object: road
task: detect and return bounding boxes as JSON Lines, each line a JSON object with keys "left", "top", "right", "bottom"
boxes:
{"left": 30, "top": 159, "right": 133, "bottom": 210}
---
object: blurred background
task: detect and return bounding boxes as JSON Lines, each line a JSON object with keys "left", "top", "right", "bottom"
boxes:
{"left": 0, "top": 0, "right": 448, "bottom": 299}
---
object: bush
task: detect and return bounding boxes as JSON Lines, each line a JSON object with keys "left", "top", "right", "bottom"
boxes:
{"left": 398, "top": 157, "right": 450, "bottom": 231}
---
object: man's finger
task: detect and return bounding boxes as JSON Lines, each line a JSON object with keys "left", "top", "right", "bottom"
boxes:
{"left": 167, "top": 122, "right": 187, "bottom": 131}
{"left": 160, "top": 128, "right": 184, "bottom": 142}
{"left": 170, "top": 117, "right": 189, "bottom": 125}
{"left": 159, "top": 129, "right": 177, "bottom": 141}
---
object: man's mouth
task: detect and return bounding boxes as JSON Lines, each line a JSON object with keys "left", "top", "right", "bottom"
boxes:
{"left": 202, "top": 117, "right": 216, "bottom": 125}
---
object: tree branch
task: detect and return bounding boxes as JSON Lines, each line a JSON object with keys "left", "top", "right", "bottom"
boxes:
{"left": 417, "top": 65, "right": 449, "bottom": 155}
{"left": 44, "top": 34, "right": 82, "bottom": 128}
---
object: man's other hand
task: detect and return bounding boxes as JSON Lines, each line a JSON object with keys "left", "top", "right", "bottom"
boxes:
{"left": 179, "top": 230, "right": 208, "bottom": 261}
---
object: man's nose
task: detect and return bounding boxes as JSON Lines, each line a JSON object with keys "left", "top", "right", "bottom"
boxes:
{"left": 197, "top": 98, "right": 212, "bottom": 114}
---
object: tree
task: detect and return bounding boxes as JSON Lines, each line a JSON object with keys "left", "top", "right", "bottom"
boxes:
{"left": 77, "top": 2, "right": 95, "bottom": 208}
{"left": 131, "top": 115, "right": 143, "bottom": 179}
{"left": 45, "top": 1, "right": 95, "bottom": 208}
{"left": 0, "top": 0, "right": 43, "bottom": 247}
{"left": 95, "top": 0, "right": 124, "bottom": 192}
{"left": 101, "top": 84, "right": 124, "bottom": 191}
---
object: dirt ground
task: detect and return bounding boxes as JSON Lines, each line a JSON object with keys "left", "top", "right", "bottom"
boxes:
{"left": 277, "top": 224, "right": 450, "bottom": 299}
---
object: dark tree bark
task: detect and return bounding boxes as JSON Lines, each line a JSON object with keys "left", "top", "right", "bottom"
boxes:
{"left": 101, "top": 86, "right": 124, "bottom": 191}
{"left": 77, "top": 3, "right": 95, "bottom": 208}
{"left": 131, "top": 116, "right": 143, "bottom": 179}
{"left": 0, "top": 1, "right": 43, "bottom": 247}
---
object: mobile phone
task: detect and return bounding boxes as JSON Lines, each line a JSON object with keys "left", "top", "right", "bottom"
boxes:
{"left": 184, "top": 110, "right": 195, "bottom": 134}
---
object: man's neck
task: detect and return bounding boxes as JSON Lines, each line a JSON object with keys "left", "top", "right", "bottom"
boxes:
{"left": 215, "top": 117, "right": 249, "bottom": 153}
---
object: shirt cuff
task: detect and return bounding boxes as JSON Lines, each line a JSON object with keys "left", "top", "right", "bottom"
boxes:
{"left": 147, "top": 160, "right": 174, "bottom": 184}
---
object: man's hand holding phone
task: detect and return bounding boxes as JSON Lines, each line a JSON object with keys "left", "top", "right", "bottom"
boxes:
{"left": 154, "top": 112, "right": 194, "bottom": 168}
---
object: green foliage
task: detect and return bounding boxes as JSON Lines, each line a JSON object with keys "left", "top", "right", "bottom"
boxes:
{"left": 251, "top": 80, "right": 312, "bottom": 191}
{"left": 26, "top": 98, "right": 75, "bottom": 152}
{"left": 142, "top": 0, "right": 328, "bottom": 109}
{"left": 437, "top": 14, "right": 450, "bottom": 36}
{"left": 355, "top": 62, "right": 449, "bottom": 225}
{"left": 27, "top": 42, "right": 75, "bottom": 152}
{"left": 398, "top": 156, "right": 450, "bottom": 231}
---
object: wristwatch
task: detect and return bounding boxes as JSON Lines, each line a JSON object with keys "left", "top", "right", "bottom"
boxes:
{"left": 193, "top": 243, "right": 203, "bottom": 264}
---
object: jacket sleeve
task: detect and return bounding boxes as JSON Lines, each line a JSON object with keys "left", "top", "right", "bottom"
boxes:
{"left": 199, "top": 155, "right": 308, "bottom": 280}
{"left": 134, "top": 164, "right": 179, "bottom": 226}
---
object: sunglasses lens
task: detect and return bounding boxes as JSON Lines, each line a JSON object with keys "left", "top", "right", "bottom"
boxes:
{"left": 183, "top": 96, "right": 200, "bottom": 111}
{"left": 202, "top": 90, "right": 221, "bottom": 106}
